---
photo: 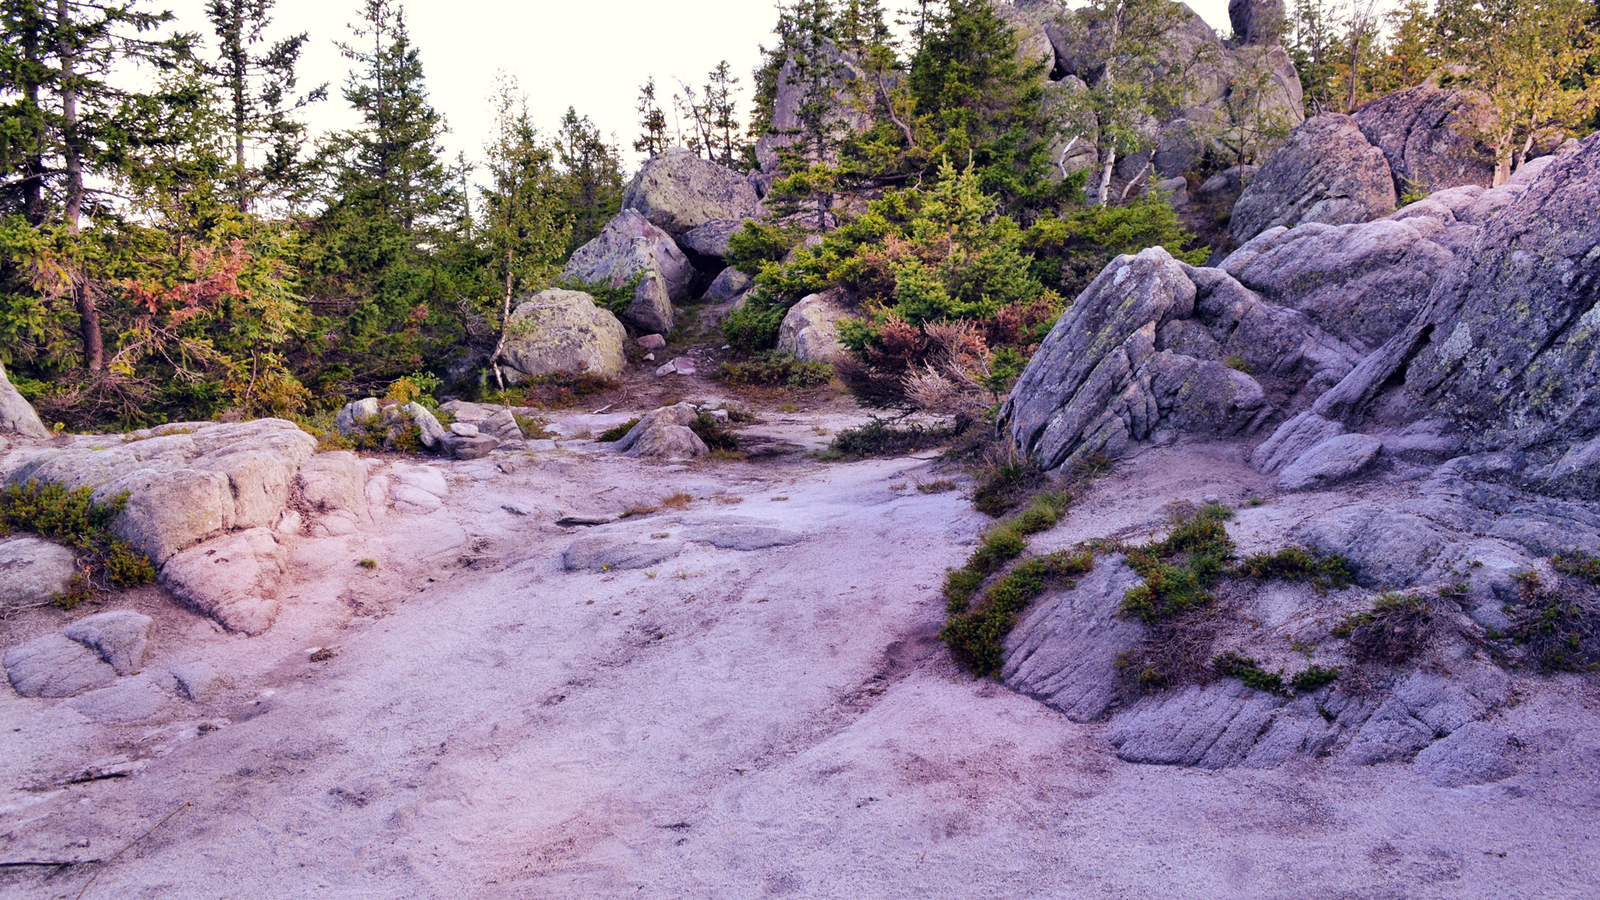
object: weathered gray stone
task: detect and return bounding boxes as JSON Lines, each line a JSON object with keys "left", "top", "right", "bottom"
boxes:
{"left": 168, "top": 661, "right": 218, "bottom": 701}
{"left": 63, "top": 610, "right": 153, "bottom": 676}
{"left": 1231, "top": 114, "right": 1396, "bottom": 243}
{"left": 450, "top": 435, "right": 501, "bottom": 461}
{"left": 637, "top": 333, "right": 667, "bottom": 351}
{"left": 1276, "top": 432, "right": 1383, "bottom": 491}
{"left": 704, "top": 267, "right": 752, "bottom": 303}
{"left": 1290, "top": 505, "right": 1452, "bottom": 589}
{"left": 1004, "top": 248, "right": 1274, "bottom": 471}
{"left": 449, "top": 422, "right": 479, "bottom": 438}
{"left": 1222, "top": 218, "right": 1455, "bottom": 352}
{"left": 1230, "top": 0, "right": 1286, "bottom": 46}
{"left": 1107, "top": 681, "right": 1284, "bottom": 769}
{"left": 1004, "top": 559, "right": 1145, "bottom": 721}
{"left": 562, "top": 210, "right": 693, "bottom": 333}
{"left": 622, "top": 150, "right": 759, "bottom": 238}
{"left": 335, "top": 398, "right": 381, "bottom": 436}
{"left": 161, "top": 528, "right": 287, "bottom": 635}
{"left": 500, "top": 289, "right": 628, "bottom": 383}
{"left": 1352, "top": 82, "right": 1496, "bottom": 197}
{"left": 562, "top": 535, "right": 686, "bottom": 571}
{"left": 1413, "top": 721, "right": 1516, "bottom": 787}
{"left": 64, "top": 673, "right": 173, "bottom": 724}
{"left": 0, "top": 359, "right": 49, "bottom": 439}
{"left": 4, "top": 634, "right": 116, "bottom": 698}
{"left": 611, "top": 403, "right": 709, "bottom": 461}
{"left": 0, "top": 536, "right": 79, "bottom": 609}
{"left": 297, "top": 451, "right": 369, "bottom": 522}
{"left": 777, "top": 289, "right": 852, "bottom": 363}
{"left": 755, "top": 44, "right": 879, "bottom": 177}
{"left": 679, "top": 219, "right": 748, "bottom": 259}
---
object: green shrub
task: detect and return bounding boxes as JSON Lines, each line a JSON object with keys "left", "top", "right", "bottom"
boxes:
{"left": 597, "top": 418, "right": 641, "bottom": 442}
{"left": 1553, "top": 549, "right": 1600, "bottom": 585}
{"left": 825, "top": 416, "right": 957, "bottom": 459}
{"left": 721, "top": 302, "right": 788, "bottom": 355}
{"left": 969, "top": 527, "right": 1028, "bottom": 574}
{"left": 941, "top": 550, "right": 1095, "bottom": 676}
{"left": 972, "top": 462, "right": 1046, "bottom": 518}
{"left": 689, "top": 412, "right": 740, "bottom": 454}
{"left": 1334, "top": 592, "right": 1433, "bottom": 664}
{"left": 716, "top": 351, "right": 833, "bottom": 389}
{"left": 1212, "top": 651, "right": 1286, "bottom": 695}
{"left": 1118, "top": 505, "right": 1235, "bottom": 624}
{"left": 1234, "top": 546, "right": 1355, "bottom": 591}
{"left": 0, "top": 480, "right": 156, "bottom": 605}
{"left": 1289, "top": 664, "right": 1340, "bottom": 693}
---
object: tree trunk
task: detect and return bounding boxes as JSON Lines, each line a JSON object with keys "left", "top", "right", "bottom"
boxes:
{"left": 57, "top": 0, "right": 103, "bottom": 371}
{"left": 1096, "top": 146, "right": 1116, "bottom": 206}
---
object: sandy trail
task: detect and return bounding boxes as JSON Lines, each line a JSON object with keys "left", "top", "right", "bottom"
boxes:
{"left": 2, "top": 424, "right": 1597, "bottom": 899}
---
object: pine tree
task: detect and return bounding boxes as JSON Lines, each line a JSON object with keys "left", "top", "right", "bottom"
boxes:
{"left": 0, "top": 0, "right": 196, "bottom": 370}
{"left": 554, "top": 106, "right": 622, "bottom": 254}
{"left": 202, "top": 0, "right": 327, "bottom": 210}
{"left": 328, "top": 0, "right": 459, "bottom": 237}
{"left": 768, "top": 0, "right": 849, "bottom": 230}
{"left": 632, "top": 77, "right": 669, "bottom": 159}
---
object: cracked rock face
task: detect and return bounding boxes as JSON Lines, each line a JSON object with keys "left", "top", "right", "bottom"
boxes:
{"left": 1231, "top": 113, "right": 1398, "bottom": 243}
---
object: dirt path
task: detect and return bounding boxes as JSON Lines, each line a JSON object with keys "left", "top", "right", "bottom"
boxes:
{"left": 2, "top": 411, "right": 1598, "bottom": 899}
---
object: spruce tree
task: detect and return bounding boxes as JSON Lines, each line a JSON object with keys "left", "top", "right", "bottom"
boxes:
{"left": 329, "top": 0, "right": 458, "bottom": 237}
{"left": 202, "top": 0, "right": 326, "bottom": 210}
{"left": 554, "top": 106, "right": 622, "bottom": 254}
{"left": 632, "top": 77, "right": 668, "bottom": 159}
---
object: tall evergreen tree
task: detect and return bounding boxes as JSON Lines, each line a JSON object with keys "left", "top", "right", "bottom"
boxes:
{"left": 553, "top": 106, "right": 622, "bottom": 254}
{"left": 327, "top": 0, "right": 458, "bottom": 236}
{"left": 0, "top": 0, "right": 195, "bottom": 369}
{"left": 202, "top": 0, "right": 326, "bottom": 210}
{"left": 632, "top": 76, "right": 668, "bottom": 159}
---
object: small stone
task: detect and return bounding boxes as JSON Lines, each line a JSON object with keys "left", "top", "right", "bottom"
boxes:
{"left": 0, "top": 536, "right": 79, "bottom": 609}
{"left": 655, "top": 361, "right": 677, "bottom": 376}
{"left": 168, "top": 661, "right": 218, "bottom": 701}
{"left": 638, "top": 334, "right": 667, "bottom": 350}
{"left": 452, "top": 435, "right": 501, "bottom": 461}
{"left": 644, "top": 353, "right": 656, "bottom": 361}
{"left": 449, "top": 422, "right": 480, "bottom": 438}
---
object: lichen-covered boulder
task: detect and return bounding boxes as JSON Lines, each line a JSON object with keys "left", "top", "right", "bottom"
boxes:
{"left": 704, "top": 267, "right": 751, "bottom": 303}
{"left": 562, "top": 210, "right": 692, "bottom": 334}
{"left": 1231, "top": 114, "right": 1397, "bottom": 243}
{"left": 679, "top": 219, "right": 749, "bottom": 262}
{"left": 1352, "top": 82, "right": 1496, "bottom": 196}
{"left": 776, "top": 289, "right": 851, "bottom": 363}
{"left": 500, "top": 289, "right": 627, "bottom": 383}
{"left": 0, "top": 360, "right": 49, "bottom": 439}
{"left": 1002, "top": 247, "right": 1280, "bottom": 471}
{"left": 622, "top": 149, "right": 759, "bottom": 239}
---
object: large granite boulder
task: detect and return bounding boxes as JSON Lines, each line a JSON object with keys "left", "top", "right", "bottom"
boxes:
{"left": 1229, "top": 0, "right": 1285, "bottom": 46}
{"left": 610, "top": 403, "right": 709, "bottom": 461}
{"left": 1352, "top": 83, "right": 1496, "bottom": 196}
{"left": 622, "top": 149, "right": 760, "bottom": 239}
{"left": 1231, "top": 114, "right": 1397, "bottom": 242}
{"left": 679, "top": 219, "right": 749, "bottom": 260}
{"left": 1291, "top": 134, "right": 1600, "bottom": 496}
{"left": 776, "top": 289, "right": 852, "bottom": 363}
{"left": 995, "top": 1, "right": 1056, "bottom": 73}
{"left": 562, "top": 209, "right": 693, "bottom": 334}
{"left": 1001, "top": 247, "right": 1292, "bottom": 471}
{"left": 0, "top": 360, "right": 49, "bottom": 439}
{"left": 500, "top": 289, "right": 628, "bottom": 383}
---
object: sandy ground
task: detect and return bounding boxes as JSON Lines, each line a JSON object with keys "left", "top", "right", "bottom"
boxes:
{"left": 2, "top": 412, "right": 1598, "bottom": 899}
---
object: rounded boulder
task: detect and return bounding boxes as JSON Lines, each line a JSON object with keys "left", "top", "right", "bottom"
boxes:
{"left": 500, "top": 289, "right": 628, "bottom": 383}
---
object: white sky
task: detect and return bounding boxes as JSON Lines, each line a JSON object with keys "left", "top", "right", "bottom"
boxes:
{"left": 157, "top": 0, "right": 1237, "bottom": 175}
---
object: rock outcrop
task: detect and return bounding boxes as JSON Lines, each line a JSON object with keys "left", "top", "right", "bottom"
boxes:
{"left": 562, "top": 209, "right": 693, "bottom": 334}
{"left": 1351, "top": 82, "right": 1497, "bottom": 198}
{"left": 1230, "top": 113, "right": 1397, "bottom": 243}
{"left": 622, "top": 149, "right": 760, "bottom": 239}
{"left": 610, "top": 403, "right": 709, "bottom": 460}
{"left": 0, "top": 536, "right": 79, "bottom": 608}
{"left": 499, "top": 288, "right": 628, "bottom": 382}
{"left": 998, "top": 131, "right": 1600, "bottom": 771}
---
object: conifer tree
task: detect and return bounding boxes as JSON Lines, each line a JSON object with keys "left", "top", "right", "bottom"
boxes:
{"left": 328, "top": 0, "right": 458, "bottom": 237}
{"left": 202, "top": 0, "right": 326, "bottom": 210}
{"left": 554, "top": 106, "right": 622, "bottom": 254}
{"left": 633, "top": 77, "right": 669, "bottom": 159}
